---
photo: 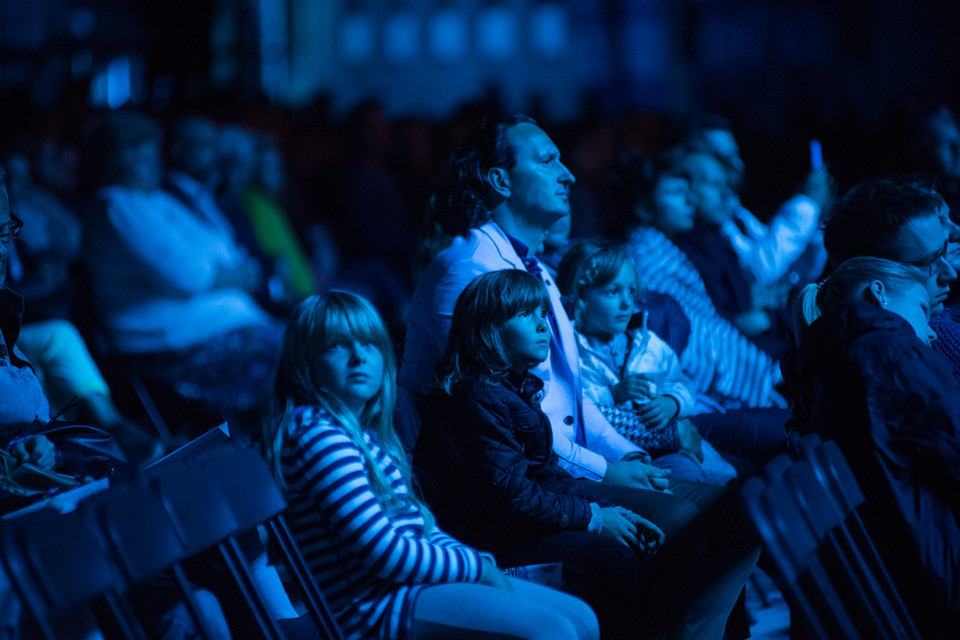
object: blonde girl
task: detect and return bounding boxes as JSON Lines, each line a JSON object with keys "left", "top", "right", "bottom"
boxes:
{"left": 557, "top": 239, "right": 737, "bottom": 486}
{"left": 264, "top": 290, "right": 598, "bottom": 640}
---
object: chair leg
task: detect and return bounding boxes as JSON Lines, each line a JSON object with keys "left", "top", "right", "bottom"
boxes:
{"left": 841, "top": 519, "right": 923, "bottom": 639}
{"left": 218, "top": 538, "right": 286, "bottom": 640}
{"left": 268, "top": 517, "right": 345, "bottom": 640}
{"left": 129, "top": 374, "right": 174, "bottom": 444}
{"left": 171, "top": 562, "right": 223, "bottom": 640}
{"left": 269, "top": 521, "right": 344, "bottom": 640}
{"left": 90, "top": 591, "right": 146, "bottom": 640}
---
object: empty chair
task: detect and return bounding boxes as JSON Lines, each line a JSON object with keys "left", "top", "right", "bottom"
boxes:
{"left": 745, "top": 445, "right": 926, "bottom": 639}
{"left": 790, "top": 436, "right": 922, "bottom": 639}
{"left": 149, "top": 461, "right": 286, "bottom": 640}
{"left": 200, "top": 447, "right": 345, "bottom": 640}
{"left": 742, "top": 466, "right": 861, "bottom": 639}
{"left": 82, "top": 482, "right": 229, "bottom": 640}
{"left": 0, "top": 507, "right": 141, "bottom": 639}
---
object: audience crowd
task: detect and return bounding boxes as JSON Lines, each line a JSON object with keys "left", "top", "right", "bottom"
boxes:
{"left": 1, "top": 93, "right": 960, "bottom": 639}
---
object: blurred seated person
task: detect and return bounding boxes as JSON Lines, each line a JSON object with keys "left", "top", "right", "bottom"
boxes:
{"left": 618, "top": 151, "right": 783, "bottom": 411}
{"left": 234, "top": 131, "right": 319, "bottom": 303}
{"left": 784, "top": 256, "right": 960, "bottom": 635}
{"left": 1, "top": 165, "right": 160, "bottom": 464}
{"left": 165, "top": 116, "right": 282, "bottom": 310}
{"left": 670, "top": 145, "right": 795, "bottom": 359}
{"left": 618, "top": 152, "right": 789, "bottom": 468}
{"left": 908, "top": 105, "right": 960, "bottom": 215}
{"left": 0, "top": 172, "right": 65, "bottom": 495}
{"left": 678, "top": 113, "right": 832, "bottom": 288}
{"left": 81, "top": 111, "right": 282, "bottom": 428}
{"left": 2, "top": 148, "right": 82, "bottom": 321}
{"left": 213, "top": 124, "right": 291, "bottom": 310}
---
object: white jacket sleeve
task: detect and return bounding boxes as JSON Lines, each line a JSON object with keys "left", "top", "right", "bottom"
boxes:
{"left": 636, "top": 333, "right": 697, "bottom": 418}
{"left": 722, "top": 196, "right": 821, "bottom": 285}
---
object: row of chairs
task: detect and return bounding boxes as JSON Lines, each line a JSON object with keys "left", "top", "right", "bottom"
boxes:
{"left": 0, "top": 444, "right": 344, "bottom": 639}
{"left": 742, "top": 433, "right": 922, "bottom": 639}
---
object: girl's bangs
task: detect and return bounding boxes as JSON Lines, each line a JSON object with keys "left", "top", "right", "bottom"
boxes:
{"left": 321, "top": 295, "right": 386, "bottom": 348}
{"left": 498, "top": 276, "right": 551, "bottom": 320}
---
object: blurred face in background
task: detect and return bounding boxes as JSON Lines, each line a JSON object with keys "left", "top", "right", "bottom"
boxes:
{"left": 542, "top": 213, "right": 571, "bottom": 253}
{"left": 647, "top": 175, "right": 697, "bottom": 238}
{"left": 169, "top": 119, "right": 221, "bottom": 186}
{"left": 117, "top": 140, "right": 163, "bottom": 192}
{"left": 701, "top": 127, "right": 745, "bottom": 187}
{"left": 927, "top": 117, "right": 960, "bottom": 179}
{"left": 257, "top": 139, "right": 286, "bottom": 193}
{"left": 680, "top": 151, "right": 734, "bottom": 230}
{"left": 218, "top": 127, "right": 258, "bottom": 196}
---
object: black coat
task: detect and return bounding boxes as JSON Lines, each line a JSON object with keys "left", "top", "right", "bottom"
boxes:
{"left": 782, "top": 300, "right": 960, "bottom": 623}
{"left": 414, "top": 371, "right": 609, "bottom": 549}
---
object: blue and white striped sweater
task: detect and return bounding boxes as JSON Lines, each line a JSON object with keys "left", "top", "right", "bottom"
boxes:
{"left": 626, "top": 226, "right": 780, "bottom": 409}
{"left": 281, "top": 406, "right": 484, "bottom": 639}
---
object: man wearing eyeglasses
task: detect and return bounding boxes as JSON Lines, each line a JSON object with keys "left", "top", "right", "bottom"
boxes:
{"left": 821, "top": 176, "right": 960, "bottom": 374}
{"left": 0, "top": 172, "right": 57, "bottom": 474}
{"left": 0, "top": 212, "right": 21, "bottom": 285}
{"left": 823, "top": 176, "right": 960, "bottom": 311}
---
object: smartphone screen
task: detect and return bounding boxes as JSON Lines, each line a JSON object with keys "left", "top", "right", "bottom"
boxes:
{"left": 809, "top": 139, "right": 823, "bottom": 170}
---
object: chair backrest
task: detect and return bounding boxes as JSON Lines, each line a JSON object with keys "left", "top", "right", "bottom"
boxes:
{"left": 200, "top": 447, "right": 287, "bottom": 529}
{"left": 742, "top": 473, "right": 836, "bottom": 639}
{"left": 792, "top": 437, "right": 922, "bottom": 639}
{"left": 744, "top": 458, "right": 865, "bottom": 639}
{"left": 201, "top": 447, "right": 346, "bottom": 640}
{"left": 149, "top": 464, "right": 240, "bottom": 556}
{"left": 783, "top": 459, "right": 846, "bottom": 538}
{"left": 84, "top": 483, "right": 190, "bottom": 585}
{"left": 751, "top": 435, "right": 924, "bottom": 640}
{"left": 810, "top": 439, "right": 866, "bottom": 513}
{"left": 0, "top": 508, "right": 134, "bottom": 639}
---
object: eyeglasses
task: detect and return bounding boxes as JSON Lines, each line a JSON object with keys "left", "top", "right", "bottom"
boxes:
{"left": 900, "top": 240, "right": 949, "bottom": 276}
{"left": 0, "top": 214, "right": 22, "bottom": 244}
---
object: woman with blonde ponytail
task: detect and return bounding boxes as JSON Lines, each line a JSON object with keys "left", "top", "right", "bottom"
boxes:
{"left": 264, "top": 290, "right": 598, "bottom": 640}
{"left": 784, "top": 256, "right": 960, "bottom": 633}
{"left": 792, "top": 256, "right": 936, "bottom": 343}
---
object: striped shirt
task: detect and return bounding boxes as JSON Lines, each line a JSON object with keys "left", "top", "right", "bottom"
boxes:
{"left": 280, "top": 406, "right": 484, "bottom": 639}
{"left": 626, "top": 226, "right": 779, "bottom": 409}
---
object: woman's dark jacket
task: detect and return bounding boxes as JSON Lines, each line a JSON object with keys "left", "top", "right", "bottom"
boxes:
{"left": 414, "top": 371, "right": 609, "bottom": 549}
{"left": 782, "top": 301, "right": 960, "bottom": 621}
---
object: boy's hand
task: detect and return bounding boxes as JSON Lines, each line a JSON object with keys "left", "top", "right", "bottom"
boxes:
{"left": 604, "top": 459, "right": 670, "bottom": 492}
{"left": 612, "top": 375, "right": 653, "bottom": 405}
{"left": 599, "top": 507, "right": 665, "bottom": 554}
{"left": 635, "top": 395, "right": 680, "bottom": 430}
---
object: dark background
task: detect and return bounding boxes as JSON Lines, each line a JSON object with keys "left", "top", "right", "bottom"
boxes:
{"left": 1, "top": 0, "right": 959, "bottom": 214}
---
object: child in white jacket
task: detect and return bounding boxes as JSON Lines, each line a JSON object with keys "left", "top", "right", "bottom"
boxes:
{"left": 558, "top": 239, "right": 737, "bottom": 486}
